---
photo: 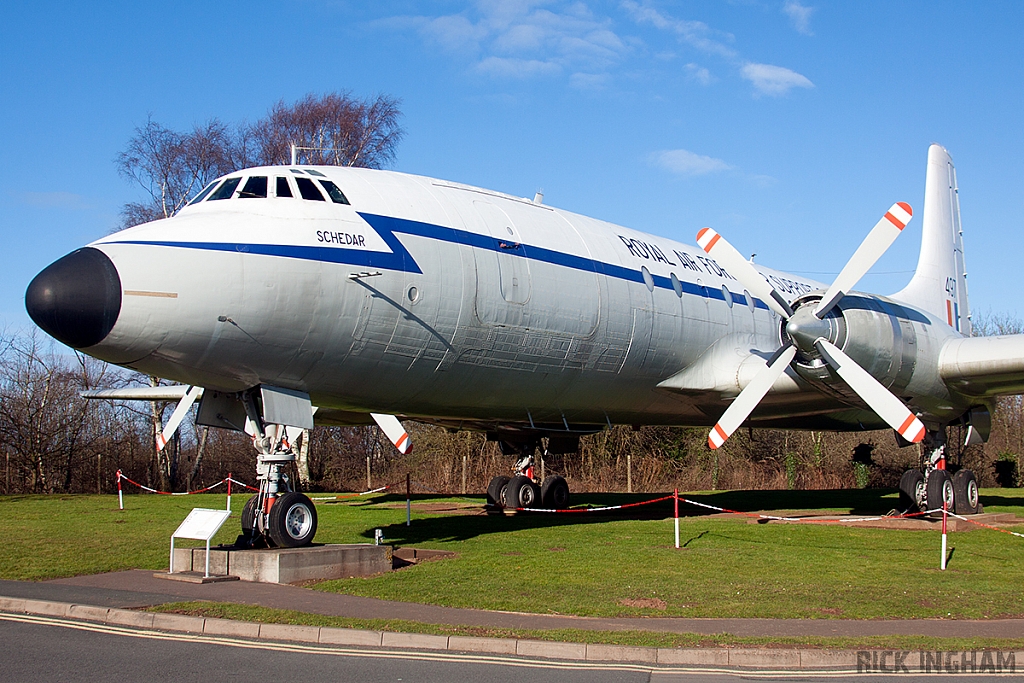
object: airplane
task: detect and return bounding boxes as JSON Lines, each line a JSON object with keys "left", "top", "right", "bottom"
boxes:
{"left": 24, "top": 143, "right": 1024, "bottom": 547}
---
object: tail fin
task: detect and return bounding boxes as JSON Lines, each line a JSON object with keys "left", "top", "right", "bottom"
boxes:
{"left": 892, "top": 144, "right": 971, "bottom": 335}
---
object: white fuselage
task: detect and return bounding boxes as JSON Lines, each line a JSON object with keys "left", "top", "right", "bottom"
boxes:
{"left": 83, "top": 165, "right": 967, "bottom": 432}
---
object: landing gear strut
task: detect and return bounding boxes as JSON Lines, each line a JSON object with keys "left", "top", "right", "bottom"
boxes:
{"left": 897, "top": 428, "right": 980, "bottom": 516}
{"left": 487, "top": 443, "right": 571, "bottom": 511}
{"left": 237, "top": 391, "right": 317, "bottom": 547}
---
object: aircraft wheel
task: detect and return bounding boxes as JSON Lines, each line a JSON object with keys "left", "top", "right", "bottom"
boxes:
{"left": 541, "top": 476, "right": 570, "bottom": 509}
{"left": 241, "top": 495, "right": 259, "bottom": 534}
{"left": 898, "top": 469, "right": 925, "bottom": 513}
{"left": 506, "top": 475, "right": 540, "bottom": 509}
{"left": 926, "top": 469, "right": 954, "bottom": 512}
{"left": 267, "top": 492, "right": 318, "bottom": 547}
{"left": 487, "top": 476, "right": 510, "bottom": 508}
{"left": 953, "top": 469, "right": 981, "bottom": 515}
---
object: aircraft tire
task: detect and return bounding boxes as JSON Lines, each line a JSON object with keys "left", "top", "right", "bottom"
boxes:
{"left": 487, "top": 476, "right": 510, "bottom": 508}
{"left": 541, "top": 476, "right": 570, "bottom": 509}
{"left": 953, "top": 469, "right": 981, "bottom": 515}
{"left": 926, "top": 469, "right": 954, "bottom": 513}
{"left": 241, "top": 495, "right": 259, "bottom": 534}
{"left": 506, "top": 475, "right": 540, "bottom": 509}
{"left": 898, "top": 469, "right": 924, "bottom": 513}
{"left": 266, "top": 492, "right": 318, "bottom": 548}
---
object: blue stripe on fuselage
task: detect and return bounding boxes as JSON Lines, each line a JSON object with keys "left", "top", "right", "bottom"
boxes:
{"left": 107, "top": 211, "right": 769, "bottom": 310}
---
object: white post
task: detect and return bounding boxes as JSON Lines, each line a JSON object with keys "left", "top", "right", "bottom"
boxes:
{"left": 941, "top": 497, "right": 948, "bottom": 570}
{"left": 169, "top": 537, "right": 175, "bottom": 574}
{"left": 291, "top": 144, "right": 297, "bottom": 165}
{"left": 117, "top": 470, "right": 124, "bottom": 510}
{"left": 226, "top": 473, "right": 232, "bottom": 512}
{"left": 674, "top": 489, "right": 680, "bottom": 549}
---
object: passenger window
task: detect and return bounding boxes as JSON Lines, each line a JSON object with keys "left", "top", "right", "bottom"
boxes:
{"left": 670, "top": 273, "right": 683, "bottom": 298}
{"left": 275, "top": 177, "right": 293, "bottom": 198}
{"left": 318, "top": 180, "right": 350, "bottom": 205}
{"left": 187, "top": 181, "right": 220, "bottom": 205}
{"left": 744, "top": 289, "right": 756, "bottom": 312}
{"left": 295, "top": 177, "right": 325, "bottom": 201}
{"left": 208, "top": 177, "right": 241, "bottom": 200}
{"left": 238, "top": 176, "right": 268, "bottom": 198}
{"left": 722, "top": 284, "right": 734, "bottom": 308}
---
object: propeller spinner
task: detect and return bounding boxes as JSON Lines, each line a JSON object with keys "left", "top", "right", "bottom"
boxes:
{"left": 698, "top": 203, "right": 925, "bottom": 449}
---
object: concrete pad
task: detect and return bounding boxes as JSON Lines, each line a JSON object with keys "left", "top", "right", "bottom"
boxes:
{"left": 203, "top": 617, "right": 260, "bottom": 638}
{"left": 517, "top": 639, "right": 587, "bottom": 660}
{"left": 67, "top": 604, "right": 110, "bottom": 622}
{"left": 799, "top": 649, "right": 857, "bottom": 669}
{"left": 381, "top": 631, "right": 449, "bottom": 650}
{"left": 22, "top": 598, "right": 68, "bottom": 617}
{"left": 586, "top": 643, "right": 658, "bottom": 663}
{"left": 728, "top": 648, "right": 801, "bottom": 668}
{"left": 151, "top": 612, "right": 205, "bottom": 633}
{"left": 319, "top": 627, "right": 384, "bottom": 647}
{"left": 155, "top": 571, "right": 239, "bottom": 584}
{"left": 0, "top": 597, "right": 27, "bottom": 613}
{"left": 177, "top": 544, "right": 391, "bottom": 584}
{"left": 259, "top": 622, "right": 321, "bottom": 643}
{"left": 657, "top": 648, "right": 729, "bottom": 666}
{"left": 105, "top": 608, "right": 155, "bottom": 629}
{"left": 448, "top": 635, "right": 518, "bottom": 654}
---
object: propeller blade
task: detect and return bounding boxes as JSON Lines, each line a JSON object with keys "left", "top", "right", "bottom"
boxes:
{"left": 371, "top": 413, "right": 413, "bottom": 454}
{"left": 156, "top": 385, "right": 202, "bottom": 451}
{"left": 708, "top": 345, "right": 798, "bottom": 449}
{"left": 813, "top": 202, "right": 913, "bottom": 319}
{"left": 696, "top": 228, "right": 794, "bottom": 319}
{"left": 814, "top": 339, "right": 925, "bottom": 443}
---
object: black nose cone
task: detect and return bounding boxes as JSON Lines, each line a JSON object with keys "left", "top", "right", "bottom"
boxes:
{"left": 26, "top": 247, "right": 121, "bottom": 349}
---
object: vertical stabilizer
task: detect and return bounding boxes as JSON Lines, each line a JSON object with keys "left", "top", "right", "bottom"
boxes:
{"left": 892, "top": 144, "right": 970, "bottom": 335}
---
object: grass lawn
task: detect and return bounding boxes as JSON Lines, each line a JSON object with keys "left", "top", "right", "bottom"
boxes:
{"left": 3, "top": 488, "right": 1024, "bottom": 621}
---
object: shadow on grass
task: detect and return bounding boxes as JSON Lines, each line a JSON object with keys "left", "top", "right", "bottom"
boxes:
{"left": 350, "top": 488, "right": 946, "bottom": 545}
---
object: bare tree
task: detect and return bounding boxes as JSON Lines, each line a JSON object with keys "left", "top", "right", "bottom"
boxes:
{"left": 249, "top": 92, "right": 403, "bottom": 168}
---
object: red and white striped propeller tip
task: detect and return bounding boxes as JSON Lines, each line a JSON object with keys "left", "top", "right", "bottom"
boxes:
{"left": 708, "top": 423, "right": 728, "bottom": 450}
{"left": 884, "top": 202, "right": 913, "bottom": 230}
{"left": 696, "top": 227, "right": 721, "bottom": 253}
{"left": 897, "top": 414, "right": 926, "bottom": 444}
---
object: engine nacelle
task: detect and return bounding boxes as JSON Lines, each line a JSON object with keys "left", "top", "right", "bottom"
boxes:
{"left": 783, "top": 291, "right": 966, "bottom": 422}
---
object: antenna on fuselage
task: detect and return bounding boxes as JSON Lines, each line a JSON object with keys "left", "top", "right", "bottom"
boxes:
{"left": 533, "top": 190, "right": 544, "bottom": 205}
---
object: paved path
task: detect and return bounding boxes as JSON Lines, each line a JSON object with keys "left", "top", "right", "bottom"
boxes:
{"left": 0, "top": 570, "right": 1018, "bottom": 639}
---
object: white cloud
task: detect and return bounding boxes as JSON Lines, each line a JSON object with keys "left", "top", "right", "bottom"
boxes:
{"left": 685, "top": 62, "right": 714, "bottom": 85}
{"left": 475, "top": 56, "right": 561, "bottom": 78}
{"left": 621, "top": 0, "right": 737, "bottom": 59}
{"left": 387, "top": 2, "right": 630, "bottom": 80}
{"left": 783, "top": 1, "right": 814, "bottom": 36}
{"left": 650, "top": 149, "right": 733, "bottom": 176}
{"left": 740, "top": 62, "right": 813, "bottom": 96}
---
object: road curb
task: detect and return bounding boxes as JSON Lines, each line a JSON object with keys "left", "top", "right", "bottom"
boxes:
{"left": 1, "top": 596, "right": 1020, "bottom": 673}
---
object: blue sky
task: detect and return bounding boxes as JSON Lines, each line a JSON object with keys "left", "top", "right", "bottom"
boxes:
{"left": 3, "top": 1, "right": 1024, "bottom": 332}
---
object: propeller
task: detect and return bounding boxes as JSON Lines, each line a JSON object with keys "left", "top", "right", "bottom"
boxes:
{"left": 698, "top": 202, "right": 925, "bottom": 449}
{"left": 156, "top": 385, "right": 202, "bottom": 451}
{"left": 371, "top": 413, "right": 413, "bottom": 454}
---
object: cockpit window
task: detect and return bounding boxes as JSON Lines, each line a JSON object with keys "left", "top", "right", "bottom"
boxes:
{"left": 188, "top": 180, "right": 220, "bottom": 205}
{"left": 275, "top": 177, "right": 293, "bottom": 197}
{"left": 238, "top": 176, "right": 268, "bottom": 198}
{"left": 305, "top": 169, "right": 327, "bottom": 177}
{"left": 317, "top": 180, "right": 350, "bottom": 205}
{"left": 290, "top": 169, "right": 304, "bottom": 175}
{"left": 208, "top": 177, "right": 241, "bottom": 200}
{"left": 295, "top": 177, "right": 325, "bottom": 201}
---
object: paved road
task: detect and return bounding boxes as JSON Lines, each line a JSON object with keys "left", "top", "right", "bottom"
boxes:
{"left": 4, "top": 571, "right": 1021, "bottom": 638}
{"left": 2, "top": 613, "right": 1012, "bottom": 683}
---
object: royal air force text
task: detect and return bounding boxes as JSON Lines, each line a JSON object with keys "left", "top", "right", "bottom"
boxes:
{"left": 617, "top": 234, "right": 811, "bottom": 296}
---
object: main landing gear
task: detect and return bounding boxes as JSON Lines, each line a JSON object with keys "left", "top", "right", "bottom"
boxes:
{"left": 897, "top": 429, "right": 981, "bottom": 516}
{"left": 238, "top": 394, "right": 317, "bottom": 548}
{"left": 487, "top": 448, "right": 571, "bottom": 511}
